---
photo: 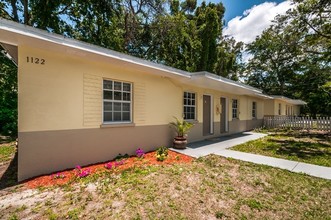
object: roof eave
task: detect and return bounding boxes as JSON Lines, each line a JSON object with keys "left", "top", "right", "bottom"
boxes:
{"left": 0, "top": 18, "right": 191, "bottom": 79}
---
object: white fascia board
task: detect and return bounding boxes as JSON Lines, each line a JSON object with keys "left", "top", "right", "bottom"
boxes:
{"left": 0, "top": 19, "right": 191, "bottom": 79}
{"left": 192, "top": 71, "right": 267, "bottom": 94}
{"left": 204, "top": 74, "right": 261, "bottom": 93}
{"left": 271, "top": 96, "right": 307, "bottom": 105}
{"left": 291, "top": 100, "right": 307, "bottom": 105}
{"left": 253, "top": 93, "right": 274, "bottom": 99}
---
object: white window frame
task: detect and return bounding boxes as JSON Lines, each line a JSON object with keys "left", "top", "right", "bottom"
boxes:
{"left": 102, "top": 79, "right": 132, "bottom": 124}
{"left": 183, "top": 91, "right": 196, "bottom": 120}
{"left": 252, "top": 101, "right": 257, "bottom": 118}
{"left": 232, "top": 99, "right": 238, "bottom": 119}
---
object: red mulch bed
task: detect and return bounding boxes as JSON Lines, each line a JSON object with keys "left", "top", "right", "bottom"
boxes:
{"left": 25, "top": 150, "right": 193, "bottom": 189}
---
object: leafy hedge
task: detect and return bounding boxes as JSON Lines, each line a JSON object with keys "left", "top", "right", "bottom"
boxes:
{"left": 0, "top": 47, "right": 17, "bottom": 137}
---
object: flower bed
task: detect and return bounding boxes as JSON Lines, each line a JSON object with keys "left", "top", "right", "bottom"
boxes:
{"left": 25, "top": 150, "right": 192, "bottom": 188}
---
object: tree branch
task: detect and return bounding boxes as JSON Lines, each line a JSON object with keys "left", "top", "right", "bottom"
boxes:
{"left": 0, "top": 8, "right": 15, "bottom": 21}
{"left": 301, "top": 17, "right": 331, "bottom": 39}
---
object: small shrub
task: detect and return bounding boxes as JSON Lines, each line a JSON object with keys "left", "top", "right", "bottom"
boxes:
{"left": 156, "top": 146, "right": 168, "bottom": 161}
{"left": 114, "top": 153, "right": 129, "bottom": 160}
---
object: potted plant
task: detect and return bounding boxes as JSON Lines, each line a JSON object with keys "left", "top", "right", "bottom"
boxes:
{"left": 170, "top": 117, "right": 194, "bottom": 149}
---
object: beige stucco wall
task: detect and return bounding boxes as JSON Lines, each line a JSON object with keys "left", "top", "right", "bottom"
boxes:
{"left": 19, "top": 44, "right": 265, "bottom": 133}
{"left": 19, "top": 45, "right": 185, "bottom": 132}
{"left": 293, "top": 105, "right": 301, "bottom": 115}
{"left": 264, "top": 99, "right": 275, "bottom": 116}
{"left": 226, "top": 96, "right": 264, "bottom": 121}
{"left": 18, "top": 44, "right": 267, "bottom": 180}
{"left": 263, "top": 99, "right": 301, "bottom": 116}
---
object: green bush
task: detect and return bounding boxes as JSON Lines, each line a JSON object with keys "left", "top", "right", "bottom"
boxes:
{"left": 156, "top": 146, "right": 168, "bottom": 161}
{"left": 0, "top": 108, "right": 17, "bottom": 136}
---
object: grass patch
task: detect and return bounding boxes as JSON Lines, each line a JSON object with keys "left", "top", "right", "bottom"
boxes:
{"left": 0, "top": 155, "right": 330, "bottom": 219}
{"left": 0, "top": 143, "right": 16, "bottom": 163}
{"left": 232, "top": 130, "right": 331, "bottom": 167}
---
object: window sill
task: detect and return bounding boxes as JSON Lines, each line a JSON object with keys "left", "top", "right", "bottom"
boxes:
{"left": 232, "top": 118, "right": 239, "bottom": 121}
{"left": 100, "top": 123, "right": 135, "bottom": 128}
{"left": 184, "top": 120, "right": 199, "bottom": 124}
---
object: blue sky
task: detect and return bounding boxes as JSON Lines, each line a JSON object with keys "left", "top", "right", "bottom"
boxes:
{"left": 204, "top": 0, "right": 286, "bottom": 22}
{"left": 198, "top": 0, "right": 294, "bottom": 45}
{"left": 196, "top": 0, "right": 294, "bottom": 62}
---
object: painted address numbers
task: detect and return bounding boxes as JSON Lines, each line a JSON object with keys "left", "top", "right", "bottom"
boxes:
{"left": 26, "top": 56, "right": 45, "bottom": 65}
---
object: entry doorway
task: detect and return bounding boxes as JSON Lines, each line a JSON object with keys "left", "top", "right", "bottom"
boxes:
{"left": 203, "top": 95, "right": 213, "bottom": 135}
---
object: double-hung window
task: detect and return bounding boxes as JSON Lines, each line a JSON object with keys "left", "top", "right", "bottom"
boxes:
{"left": 183, "top": 92, "right": 196, "bottom": 120}
{"left": 103, "top": 79, "right": 132, "bottom": 123}
{"left": 252, "top": 101, "right": 257, "bottom": 118}
{"left": 232, "top": 99, "right": 238, "bottom": 119}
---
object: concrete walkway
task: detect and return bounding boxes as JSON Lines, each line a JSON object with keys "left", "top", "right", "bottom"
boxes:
{"left": 171, "top": 132, "right": 331, "bottom": 180}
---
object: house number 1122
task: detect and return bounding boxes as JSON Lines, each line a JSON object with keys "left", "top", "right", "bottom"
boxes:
{"left": 26, "top": 57, "right": 45, "bottom": 65}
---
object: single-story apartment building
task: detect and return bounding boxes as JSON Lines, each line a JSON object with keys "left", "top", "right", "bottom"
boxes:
{"left": 264, "top": 96, "right": 306, "bottom": 116}
{"left": 0, "top": 19, "right": 305, "bottom": 181}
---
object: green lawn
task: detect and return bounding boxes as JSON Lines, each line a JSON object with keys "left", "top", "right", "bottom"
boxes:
{"left": 232, "top": 130, "right": 331, "bottom": 167}
{"left": 0, "top": 155, "right": 330, "bottom": 219}
{"left": 0, "top": 142, "right": 16, "bottom": 163}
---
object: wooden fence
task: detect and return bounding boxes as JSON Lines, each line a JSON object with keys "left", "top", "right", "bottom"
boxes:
{"left": 263, "top": 116, "right": 331, "bottom": 131}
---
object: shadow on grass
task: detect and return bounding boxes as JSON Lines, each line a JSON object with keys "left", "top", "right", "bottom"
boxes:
{"left": 268, "top": 130, "right": 331, "bottom": 141}
{"left": 0, "top": 150, "right": 18, "bottom": 190}
{"left": 266, "top": 139, "right": 331, "bottom": 160}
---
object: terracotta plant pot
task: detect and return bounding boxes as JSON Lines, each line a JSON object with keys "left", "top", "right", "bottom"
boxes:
{"left": 173, "top": 136, "right": 188, "bottom": 149}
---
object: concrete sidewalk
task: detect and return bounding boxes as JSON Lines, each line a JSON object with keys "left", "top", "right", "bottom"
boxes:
{"left": 171, "top": 132, "right": 331, "bottom": 180}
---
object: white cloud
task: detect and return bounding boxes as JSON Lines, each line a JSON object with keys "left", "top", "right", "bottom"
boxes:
{"left": 224, "top": 1, "right": 294, "bottom": 44}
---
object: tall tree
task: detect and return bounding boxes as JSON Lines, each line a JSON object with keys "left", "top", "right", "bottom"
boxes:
{"left": 147, "top": 1, "right": 228, "bottom": 74}
{"left": 30, "top": 0, "right": 72, "bottom": 35}
{"left": 195, "top": 2, "right": 224, "bottom": 72}
{"left": 68, "top": 0, "right": 125, "bottom": 51}
{"left": 245, "top": 0, "right": 331, "bottom": 116}
{"left": 246, "top": 22, "right": 302, "bottom": 96}
{"left": 148, "top": 12, "right": 201, "bottom": 71}
{"left": 214, "top": 37, "right": 244, "bottom": 80}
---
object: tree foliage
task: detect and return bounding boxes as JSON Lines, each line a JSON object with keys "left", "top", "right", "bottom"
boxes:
{"left": 245, "top": 0, "right": 330, "bottom": 116}
{"left": 0, "top": 46, "right": 17, "bottom": 136}
{"left": 0, "top": 0, "right": 329, "bottom": 138}
{"left": 0, "top": 0, "right": 244, "bottom": 136}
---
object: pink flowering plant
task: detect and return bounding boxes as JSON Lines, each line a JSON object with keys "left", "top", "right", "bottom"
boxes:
{"left": 75, "top": 165, "right": 90, "bottom": 178}
{"left": 136, "top": 148, "right": 145, "bottom": 158}
{"left": 104, "top": 162, "right": 113, "bottom": 169}
{"left": 114, "top": 160, "right": 125, "bottom": 166}
{"left": 104, "top": 159, "right": 125, "bottom": 170}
